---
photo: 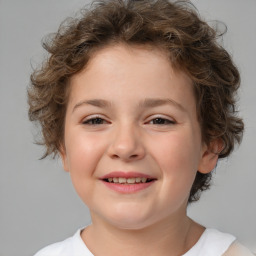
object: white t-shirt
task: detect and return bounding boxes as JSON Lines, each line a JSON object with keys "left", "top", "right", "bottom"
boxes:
{"left": 34, "top": 228, "right": 240, "bottom": 256}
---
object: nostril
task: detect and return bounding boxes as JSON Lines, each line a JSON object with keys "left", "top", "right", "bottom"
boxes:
{"left": 112, "top": 154, "right": 120, "bottom": 159}
{"left": 111, "top": 154, "right": 138, "bottom": 160}
{"left": 107, "top": 140, "right": 145, "bottom": 161}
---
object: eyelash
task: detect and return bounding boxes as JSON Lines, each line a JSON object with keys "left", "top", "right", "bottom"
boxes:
{"left": 148, "top": 117, "right": 175, "bottom": 125}
{"left": 82, "top": 116, "right": 108, "bottom": 125}
{"left": 82, "top": 116, "right": 175, "bottom": 126}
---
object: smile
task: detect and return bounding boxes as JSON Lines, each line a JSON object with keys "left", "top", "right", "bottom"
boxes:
{"left": 105, "top": 177, "right": 154, "bottom": 184}
{"left": 100, "top": 172, "right": 157, "bottom": 193}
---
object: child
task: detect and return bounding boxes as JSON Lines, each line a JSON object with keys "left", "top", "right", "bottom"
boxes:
{"left": 28, "top": 0, "right": 253, "bottom": 255}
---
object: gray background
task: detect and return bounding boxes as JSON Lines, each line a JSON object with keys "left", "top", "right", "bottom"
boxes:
{"left": 0, "top": 0, "right": 255, "bottom": 255}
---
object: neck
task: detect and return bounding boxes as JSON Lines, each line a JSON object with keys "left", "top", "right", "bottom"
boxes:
{"left": 81, "top": 212, "right": 204, "bottom": 256}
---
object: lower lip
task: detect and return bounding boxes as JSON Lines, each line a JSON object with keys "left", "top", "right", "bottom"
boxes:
{"left": 102, "top": 181, "right": 155, "bottom": 194}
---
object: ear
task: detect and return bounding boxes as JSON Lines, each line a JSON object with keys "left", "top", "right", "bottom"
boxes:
{"left": 198, "top": 139, "right": 223, "bottom": 174}
{"left": 59, "top": 144, "right": 69, "bottom": 172}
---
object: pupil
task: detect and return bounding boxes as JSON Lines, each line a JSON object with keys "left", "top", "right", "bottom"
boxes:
{"left": 93, "top": 118, "right": 102, "bottom": 124}
{"left": 154, "top": 118, "right": 165, "bottom": 124}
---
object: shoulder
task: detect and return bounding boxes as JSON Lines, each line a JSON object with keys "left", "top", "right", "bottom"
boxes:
{"left": 33, "top": 228, "right": 91, "bottom": 256}
{"left": 198, "top": 228, "right": 236, "bottom": 254}
{"left": 201, "top": 229, "right": 254, "bottom": 256}
{"left": 34, "top": 236, "right": 74, "bottom": 256}
{"left": 184, "top": 228, "right": 254, "bottom": 256}
{"left": 223, "top": 241, "right": 255, "bottom": 256}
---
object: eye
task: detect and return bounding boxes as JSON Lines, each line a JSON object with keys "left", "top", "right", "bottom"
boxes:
{"left": 149, "top": 117, "right": 175, "bottom": 125}
{"left": 82, "top": 116, "right": 108, "bottom": 125}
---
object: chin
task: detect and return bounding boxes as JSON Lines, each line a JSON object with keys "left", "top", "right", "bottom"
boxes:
{"left": 103, "top": 208, "right": 158, "bottom": 230}
{"left": 110, "top": 218, "right": 153, "bottom": 230}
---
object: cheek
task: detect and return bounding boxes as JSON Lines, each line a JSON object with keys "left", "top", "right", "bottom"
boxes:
{"left": 65, "top": 131, "right": 106, "bottom": 176}
{"left": 161, "top": 133, "right": 199, "bottom": 162}
{"left": 154, "top": 132, "right": 201, "bottom": 184}
{"left": 152, "top": 135, "right": 200, "bottom": 206}
{"left": 64, "top": 132, "right": 107, "bottom": 204}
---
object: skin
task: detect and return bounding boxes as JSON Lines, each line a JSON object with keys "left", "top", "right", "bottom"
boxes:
{"left": 61, "top": 44, "right": 219, "bottom": 256}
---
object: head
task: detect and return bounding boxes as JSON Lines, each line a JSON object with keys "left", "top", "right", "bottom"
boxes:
{"left": 28, "top": 0, "right": 244, "bottom": 203}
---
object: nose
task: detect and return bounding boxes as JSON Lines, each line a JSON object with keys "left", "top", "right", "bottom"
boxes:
{"left": 107, "top": 124, "right": 145, "bottom": 162}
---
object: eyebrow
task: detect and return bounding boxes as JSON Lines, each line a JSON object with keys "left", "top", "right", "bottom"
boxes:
{"left": 140, "top": 98, "right": 186, "bottom": 112}
{"left": 72, "top": 98, "right": 186, "bottom": 113}
{"left": 72, "top": 99, "right": 111, "bottom": 112}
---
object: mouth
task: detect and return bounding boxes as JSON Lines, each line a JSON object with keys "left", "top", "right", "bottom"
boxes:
{"left": 103, "top": 177, "right": 155, "bottom": 184}
{"left": 100, "top": 172, "right": 157, "bottom": 193}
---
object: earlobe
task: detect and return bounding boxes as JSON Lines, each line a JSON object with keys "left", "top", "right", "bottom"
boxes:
{"left": 198, "top": 139, "right": 223, "bottom": 174}
{"left": 59, "top": 145, "right": 69, "bottom": 172}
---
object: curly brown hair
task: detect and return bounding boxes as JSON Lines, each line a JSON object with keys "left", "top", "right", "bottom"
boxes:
{"left": 28, "top": 0, "right": 244, "bottom": 202}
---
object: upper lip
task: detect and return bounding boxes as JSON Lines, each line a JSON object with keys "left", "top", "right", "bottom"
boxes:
{"left": 100, "top": 171, "right": 156, "bottom": 180}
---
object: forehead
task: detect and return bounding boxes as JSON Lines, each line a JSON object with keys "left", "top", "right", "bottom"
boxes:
{"left": 68, "top": 43, "right": 195, "bottom": 110}
{"left": 71, "top": 43, "right": 192, "bottom": 86}
{"left": 86, "top": 43, "right": 173, "bottom": 75}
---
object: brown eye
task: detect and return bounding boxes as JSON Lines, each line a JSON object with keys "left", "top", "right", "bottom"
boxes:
{"left": 150, "top": 118, "right": 175, "bottom": 125}
{"left": 83, "top": 117, "right": 106, "bottom": 125}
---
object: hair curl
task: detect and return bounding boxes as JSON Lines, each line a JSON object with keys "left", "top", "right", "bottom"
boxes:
{"left": 28, "top": 0, "right": 244, "bottom": 202}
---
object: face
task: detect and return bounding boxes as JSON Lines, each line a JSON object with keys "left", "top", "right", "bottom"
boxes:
{"left": 61, "top": 44, "right": 217, "bottom": 230}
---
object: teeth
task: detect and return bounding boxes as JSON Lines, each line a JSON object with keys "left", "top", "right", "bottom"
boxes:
{"left": 106, "top": 177, "right": 151, "bottom": 184}
{"left": 113, "top": 177, "right": 119, "bottom": 183}
{"left": 141, "top": 177, "right": 147, "bottom": 183}
{"left": 135, "top": 177, "right": 141, "bottom": 183}
{"left": 127, "top": 178, "right": 136, "bottom": 184}
{"left": 118, "top": 177, "right": 126, "bottom": 183}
